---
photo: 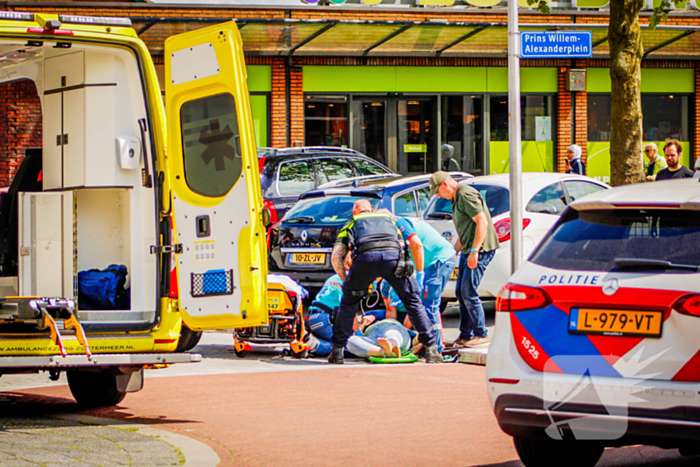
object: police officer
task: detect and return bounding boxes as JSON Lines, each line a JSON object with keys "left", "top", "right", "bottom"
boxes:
{"left": 328, "top": 199, "right": 442, "bottom": 364}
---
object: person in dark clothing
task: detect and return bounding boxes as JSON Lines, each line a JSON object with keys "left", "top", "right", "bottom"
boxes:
{"left": 566, "top": 144, "right": 586, "bottom": 176}
{"left": 655, "top": 139, "right": 694, "bottom": 181}
{"left": 327, "top": 199, "right": 442, "bottom": 364}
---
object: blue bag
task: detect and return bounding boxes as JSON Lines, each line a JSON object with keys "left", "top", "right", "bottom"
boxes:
{"left": 78, "top": 264, "right": 129, "bottom": 310}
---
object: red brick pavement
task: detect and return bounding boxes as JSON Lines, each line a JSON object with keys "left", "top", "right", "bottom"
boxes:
{"left": 23, "top": 364, "right": 520, "bottom": 467}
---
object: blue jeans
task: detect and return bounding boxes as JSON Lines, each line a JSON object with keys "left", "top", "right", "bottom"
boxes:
{"left": 332, "top": 250, "right": 435, "bottom": 348}
{"left": 421, "top": 256, "right": 458, "bottom": 352}
{"left": 455, "top": 250, "right": 495, "bottom": 341}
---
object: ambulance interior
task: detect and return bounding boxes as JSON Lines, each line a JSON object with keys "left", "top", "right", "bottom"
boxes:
{"left": 0, "top": 39, "right": 159, "bottom": 331}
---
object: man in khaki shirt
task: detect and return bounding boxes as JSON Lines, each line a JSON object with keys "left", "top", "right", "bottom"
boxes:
{"left": 429, "top": 171, "right": 499, "bottom": 347}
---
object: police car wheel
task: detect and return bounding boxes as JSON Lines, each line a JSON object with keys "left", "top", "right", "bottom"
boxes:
{"left": 67, "top": 370, "right": 126, "bottom": 408}
{"left": 679, "top": 446, "right": 700, "bottom": 457}
{"left": 513, "top": 437, "right": 604, "bottom": 467}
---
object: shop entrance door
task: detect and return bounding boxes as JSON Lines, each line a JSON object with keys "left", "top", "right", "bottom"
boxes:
{"left": 398, "top": 98, "right": 436, "bottom": 175}
{"left": 351, "top": 98, "right": 389, "bottom": 168}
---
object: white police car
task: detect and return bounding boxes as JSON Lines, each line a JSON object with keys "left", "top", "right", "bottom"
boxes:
{"left": 487, "top": 179, "right": 700, "bottom": 466}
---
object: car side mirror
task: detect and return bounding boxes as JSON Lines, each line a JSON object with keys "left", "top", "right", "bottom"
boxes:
{"left": 262, "top": 205, "right": 272, "bottom": 227}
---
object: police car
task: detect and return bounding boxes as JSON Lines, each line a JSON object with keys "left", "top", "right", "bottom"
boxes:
{"left": 487, "top": 179, "right": 700, "bottom": 466}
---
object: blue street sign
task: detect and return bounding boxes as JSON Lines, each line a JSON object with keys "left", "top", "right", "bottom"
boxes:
{"left": 521, "top": 31, "right": 592, "bottom": 58}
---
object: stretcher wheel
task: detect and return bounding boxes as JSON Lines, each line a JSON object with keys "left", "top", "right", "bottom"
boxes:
{"left": 291, "top": 348, "right": 309, "bottom": 359}
{"left": 234, "top": 348, "right": 248, "bottom": 358}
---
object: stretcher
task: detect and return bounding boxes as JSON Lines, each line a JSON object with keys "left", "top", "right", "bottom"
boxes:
{"left": 233, "top": 280, "right": 309, "bottom": 359}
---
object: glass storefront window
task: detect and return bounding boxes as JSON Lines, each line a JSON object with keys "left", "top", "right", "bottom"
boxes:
{"left": 441, "top": 95, "right": 483, "bottom": 175}
{"left": 305, "top": 97, "right": 348, "bottom": 147}
{"left": 351, "top": 100, "right": 387, "bottom": 166}
{"left": 587, "top": 95, "right": 612, "bottom": 142}
{"left": 642, "top": 94, "right": 688, "bottom": 141}
{"left": 490, "top": 95, "right": 553, "bottom": 142}
{"left": 588, "top": 94, "right": 689, "bottom": 142}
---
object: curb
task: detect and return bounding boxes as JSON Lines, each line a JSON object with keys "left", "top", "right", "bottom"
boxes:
{"left": 56, "top": 413, "right": 220, "bottom": 467}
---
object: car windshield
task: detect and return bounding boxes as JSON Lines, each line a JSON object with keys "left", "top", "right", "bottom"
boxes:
{"left": 530, "top": 208, "right": 700, "bottom": 272}
{"left": 283, "top": 196, "right": 381, "bottom": 225}
{"left": 424, "top": 183, "right": 510, "bottom": 219}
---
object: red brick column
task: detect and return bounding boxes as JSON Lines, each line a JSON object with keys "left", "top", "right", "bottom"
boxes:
{"left": 289, "top": 60, "right": 304, "bottom": 147}
{"left": 574, "top": 61, "right": 588, "bottom": 166}
{"left": 0, "top": 80, "right": 42, "bottom": 187}
{"left": 556, "top": 67, "right": 572, "bottom": 173}
{"left": 694, "top": 66, "right": 700, "bottom": 166}
{"left": 270, "top": 57, "right": 287, "bottom": 148}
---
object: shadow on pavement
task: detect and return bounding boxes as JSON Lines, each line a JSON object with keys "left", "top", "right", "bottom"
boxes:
{"left": 0, "top": 392, "right": 197, "bottom": 427}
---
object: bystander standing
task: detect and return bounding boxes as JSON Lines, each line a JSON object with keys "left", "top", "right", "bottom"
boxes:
{"left": 655, "top": 140, "right": 694, "bottom": 181}
{"left": 643, "top": 143, "right": 666, "bottom": 182}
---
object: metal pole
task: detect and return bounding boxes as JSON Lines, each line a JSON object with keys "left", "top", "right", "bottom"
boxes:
{"left": 507, "top": 0, "right": 523, "bottom": 274}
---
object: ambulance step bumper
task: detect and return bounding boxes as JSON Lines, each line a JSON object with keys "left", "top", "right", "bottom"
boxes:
{"left": 0, "top": 353, "right": 202, "bottom": 370}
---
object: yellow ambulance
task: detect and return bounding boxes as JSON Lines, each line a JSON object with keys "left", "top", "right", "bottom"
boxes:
{"left": 0, "top": 11, "right": 268, "bottom": 406}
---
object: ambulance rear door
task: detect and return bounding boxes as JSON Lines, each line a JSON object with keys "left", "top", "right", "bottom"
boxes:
{"left": 165, "top": 21, "right": 267, "bottom": 330}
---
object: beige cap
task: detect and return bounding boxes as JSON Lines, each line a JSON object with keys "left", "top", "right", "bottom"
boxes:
{"left": 428, "top": 171, "right": 451, "bottom": 197}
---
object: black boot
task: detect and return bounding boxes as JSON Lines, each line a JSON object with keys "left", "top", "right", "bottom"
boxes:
{"left": 424, "top": 343, "right": 444, "bottom": 364}
{"left": 328, "top": 345, "right": 344, "bottom": 364}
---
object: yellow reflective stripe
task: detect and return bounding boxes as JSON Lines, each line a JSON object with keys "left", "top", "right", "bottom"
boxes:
{"left": 335, "top": 220, "right": 354, "bottom": 240}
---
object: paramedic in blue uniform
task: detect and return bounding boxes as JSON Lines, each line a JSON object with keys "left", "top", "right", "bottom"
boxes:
{"left": 328, "top": 199, "right": 442, "bottom": 364}
{"left": 394, "top": 216, "right": 457, "bottom": 353}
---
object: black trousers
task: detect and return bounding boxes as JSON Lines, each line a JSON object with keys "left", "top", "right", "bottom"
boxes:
{"left": 331, "top": 249, "right": 436, "bottom": 348}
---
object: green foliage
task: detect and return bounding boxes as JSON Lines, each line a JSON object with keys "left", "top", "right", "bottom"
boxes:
{"left": 650, "top": 0, "right": 686, "bottom": 29}
{"left": 527, "top": 0, "right": 551, "bottom": 15}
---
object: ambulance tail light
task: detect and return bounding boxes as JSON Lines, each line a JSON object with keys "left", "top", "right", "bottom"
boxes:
{"left": 258, "top": 157, "right": 266, "bottom": 173}
{"left": 673, "top": 294, "right": 700, "bottom": 317}
{"left": 496, "top": 283, "right": 551, "bottom": 312}
{"left": 494, "top": 218, "right": 531, "bottom": 243}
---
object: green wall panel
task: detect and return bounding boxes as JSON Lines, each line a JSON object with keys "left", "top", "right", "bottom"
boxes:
{"left": 247, "top": 65, "right": 271, "bottom": 92}
{"left": 587, "top": 68, "right": 693, "bottom": 94}
{"left": 487, "top": 67, "right": 508, "bottom": 93}
{"left": 395, "top": 67, "right": 487, "bottom": 92}
{"left": 486, "top": 68, "right": 557, "bottom": 93}
{"left": 489, "top": 141, "right": 554, "bottom": 174}
{"left": 304, "top": 66, "right": 555, "bottom": 93}
{"left": 250, "top": 94, "right": 268, "bottom": 148}
{"left": 304, "top": 66, "right": 396, "bottom": 92}
{"left": 641, "top": 69, "right": 694, "bottom": 93}
{"left": 587, "top": 140, "right": 690, "bottom": 185}
{"left": 522, "top": 68, "right": 558, "bottom": 93}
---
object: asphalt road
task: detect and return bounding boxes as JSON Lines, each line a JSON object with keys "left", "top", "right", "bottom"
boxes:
{"left": 1, "top": 303, "right": 698, "bottom": 466}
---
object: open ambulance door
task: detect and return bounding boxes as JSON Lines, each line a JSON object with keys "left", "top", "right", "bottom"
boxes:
{"left": 165, "top": 22, "right": 268, "bottom": 331}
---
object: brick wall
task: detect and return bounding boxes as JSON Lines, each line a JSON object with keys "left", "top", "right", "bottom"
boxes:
{"left": 270, "top": 58, "right": 287, "bottom": 148}
{"left": 557, "top": 67, "right": 572, "bottom": 173}
{"left": 0, "top": 80, "right": 42, "bottom": 187}
{"left": 695, "top": 66, "right": 700, "bottom": 167}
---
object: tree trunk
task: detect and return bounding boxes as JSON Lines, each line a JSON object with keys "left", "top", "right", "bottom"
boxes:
{"left": 608, "top": 0, "right": 645, "bottom": 186}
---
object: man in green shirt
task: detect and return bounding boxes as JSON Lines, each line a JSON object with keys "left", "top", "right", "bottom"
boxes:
{"left": 429, "top": 171, "right": 499, "bottom": 347}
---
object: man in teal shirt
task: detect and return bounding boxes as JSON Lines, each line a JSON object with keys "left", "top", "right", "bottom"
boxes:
{"left": 394, "top": 217, "right": 457, "bottom": 352}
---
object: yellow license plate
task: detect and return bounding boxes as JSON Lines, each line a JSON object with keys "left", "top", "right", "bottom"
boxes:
{"left": 291, "top": 253, "right": 325, "bottom": 264}
{"left": 570, "top": 308, "right": 663, "bottom": 337}
{"left": 450, "top": 268, "right": 458, "bottom": 280}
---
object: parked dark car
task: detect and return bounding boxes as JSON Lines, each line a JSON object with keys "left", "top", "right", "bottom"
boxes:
{"left": 267, "top": 172, "right": 471, "bottom": 290}
{"left": 258, "top": 146, "right": 394, "bottom": 223}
